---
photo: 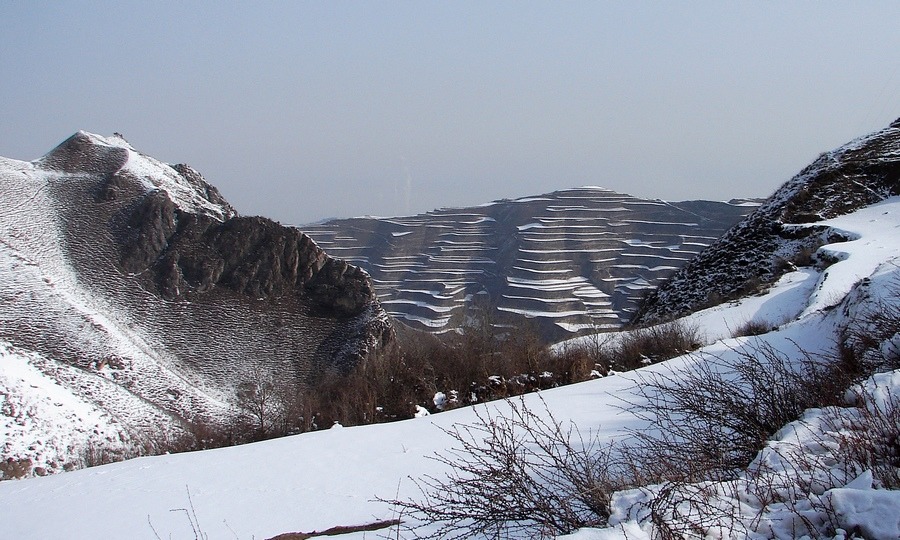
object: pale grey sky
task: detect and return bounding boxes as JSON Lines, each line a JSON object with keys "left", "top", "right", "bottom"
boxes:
{"left": 2, "top": 2, "right": 899, "bottom": 224}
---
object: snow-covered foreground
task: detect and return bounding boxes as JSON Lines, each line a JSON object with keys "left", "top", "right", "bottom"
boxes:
{"left": 1, "top": 199, "right": 898, "bottom": 539}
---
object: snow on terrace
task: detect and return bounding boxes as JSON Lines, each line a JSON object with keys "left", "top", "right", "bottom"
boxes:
{"left": 501, "top": 275, "right": 615, "bottom": 324}
{"left": 0, "top": 199, "right": 896, "bottom": 539}
{"left": 303, "top": 189, "right": 752, "bottom": 335}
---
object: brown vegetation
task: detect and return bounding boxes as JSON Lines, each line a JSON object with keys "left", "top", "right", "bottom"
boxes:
{"left": 221, "top": 320, "right": 602, "bottom": 444}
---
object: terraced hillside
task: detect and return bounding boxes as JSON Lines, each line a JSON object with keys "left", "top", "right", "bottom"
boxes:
{"left": 304, "top": 188, "right": 757, "bottom": 341}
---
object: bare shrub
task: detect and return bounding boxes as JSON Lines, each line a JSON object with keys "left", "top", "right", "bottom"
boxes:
{"left": 385, "top": 330, "right": 896, "bottom": 538}
{"left": 0, "top": 457, "right": 33, "bottom": 479}
{"left": 545, "top": 346, "right": 594, "bottom": 385}
{"left": 384, "top": 397, "right": 627, "bottom": 539}
{"left": 624, "top": 340, "right": 842, "bottom": 484}
{"left": 569, "top": 330, "right": 615, "bottom": 375}
{"left": 184, "top": 416, "right": 238, "bottom": 450}
{"left": 840, "top": 278, "right": 900, "bottom": 373}
{"left": 644, "top": 480, "right": 746, "bottom": 540}
{"left": 236, "top": 368, "right": 280, "bottom": 438}
{"left": 81, "top": 441, "right": 145, "bottom": 469}
{"left": 311, "top": 343, "right": 427, "bottom": 428}
{"left": 832, "top": 381, "right": 900, "bottom": 489}
{"left": 730, "top": 318, "right": 774, "bottom": 338}
{"left": 612, "top": 321, "right": 703, "bottom": 371}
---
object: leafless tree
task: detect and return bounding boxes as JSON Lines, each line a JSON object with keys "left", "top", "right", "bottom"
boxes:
{"left": 236, "top": 367, "right": 278, "bottom": 437}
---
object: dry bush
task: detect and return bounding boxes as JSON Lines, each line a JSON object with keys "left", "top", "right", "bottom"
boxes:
{"left": 384, "top": 278, "right": 898, "bottom": 538}
{"left": 236, "top": 368, "right": 279, "bottom": 438}
{"left": 384, "top": 338, "right": 895, "bottom": 539}
{"left": 545, "top": 346, "right": 594, "bottom": 385}
{"left": 624, "top": 340, "right": 843, "bottom": 484}
{"left": 568, "top": 330, "right": 615, "bottom": 375}
{"left": 384, "top": 397, "right": 627, "bottom": 539}
{"left": 839, "top": 280, "right": 900, "bottom": 374}
{"left": 611, "top": 321, "right": 703, "bottom": 372}
{"left": 0, "top": 457, "right": 34, "bottom": 479}
{"left": 184, "top": 416, "right": 239, "bottom": 450}
{"left": 731, "top": 318, "right": 775, "bottom": 338}
{"left": 643, "top": 481, "right": 746, "bottom": 540}
{"left": 833, "top": 383, "right": 900, "bottom": 489}
{"left": 622, "top": 281, "right": 897, "bottom": 486}
{"left": 615, "top": 331, "right": 898, "bottom": 538}
{"left": 393, "top": 320, "right": 592, "bottom": 413}
{"left": 556, "top": 321, "right": 702, "bottom": 377}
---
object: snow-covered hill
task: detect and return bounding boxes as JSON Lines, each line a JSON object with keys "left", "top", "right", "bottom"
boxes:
{"left": 1, "top": 194, "right": 896, "bottom": 536}
{"left": 304, "top": 189, "right": 755, "bottom": 341}
{"left": 635, "top": 117, "right": 900, "bottom": 324}
{"left": 0, "top": 132, "right": 392, "bottom": 476}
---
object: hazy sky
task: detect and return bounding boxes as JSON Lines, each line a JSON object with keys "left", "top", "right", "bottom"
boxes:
{"left": 2, "top": 2, "right": 899, "bottom": 225}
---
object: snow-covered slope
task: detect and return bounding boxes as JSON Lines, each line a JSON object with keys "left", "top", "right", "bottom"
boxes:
{"left": 0, "top": 133, "right": 392, "bottom": 476}
{"left": 1, "top": 195, "right": 895, "bottom": 537}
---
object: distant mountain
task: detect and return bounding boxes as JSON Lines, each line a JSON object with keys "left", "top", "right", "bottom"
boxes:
{"left": 304, "top": 188, "right": 757, "bottom": 341}
{"left": 0, "top": 132, "right": 392, "bottom": 474}
{"left": 634, "top": 117, "right": 900, "bottom": 325}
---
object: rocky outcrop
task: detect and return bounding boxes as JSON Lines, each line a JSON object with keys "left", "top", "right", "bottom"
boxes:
{"left": 634, "top": 118, "right": 900, "bottom": 325}
{"left": 119, "top": 192, "right": 375, "bottom": 316}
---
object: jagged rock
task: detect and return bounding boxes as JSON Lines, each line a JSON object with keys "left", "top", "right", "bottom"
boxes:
{"left": 116, "top": 196, "right": 375, "bottom": 315}
{"left": 170, "top": 163, "right": 233, "bottom": 211}
{"left": 121, "top": 189, "right": 178, "bottom": 272}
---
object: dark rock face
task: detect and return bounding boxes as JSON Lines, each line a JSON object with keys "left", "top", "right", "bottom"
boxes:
{"left": 634, "top": 118, "right": 900, "bottom": 325}
{"left": 304, "top": 188, "right": 757, "bottom": 342}
{"left": 122, "top": 189, "right": 179, "bottom": 273}
{"left": 119, "top": 192, "right": 375, "bottom": 317}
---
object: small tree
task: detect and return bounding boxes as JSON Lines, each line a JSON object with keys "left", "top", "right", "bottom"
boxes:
{"left": 236, "top": 368, "right": 278, "bottom": 438}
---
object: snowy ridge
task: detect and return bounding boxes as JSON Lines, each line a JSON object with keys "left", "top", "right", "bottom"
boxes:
{"left": 304, "top": 187, "right": 754, "bottom": 340}
{"left": 38, "top": 131, "right": 236, "bottom": 220}
{"left": 1, "top": 149, "right": 233, "bottom": 470}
